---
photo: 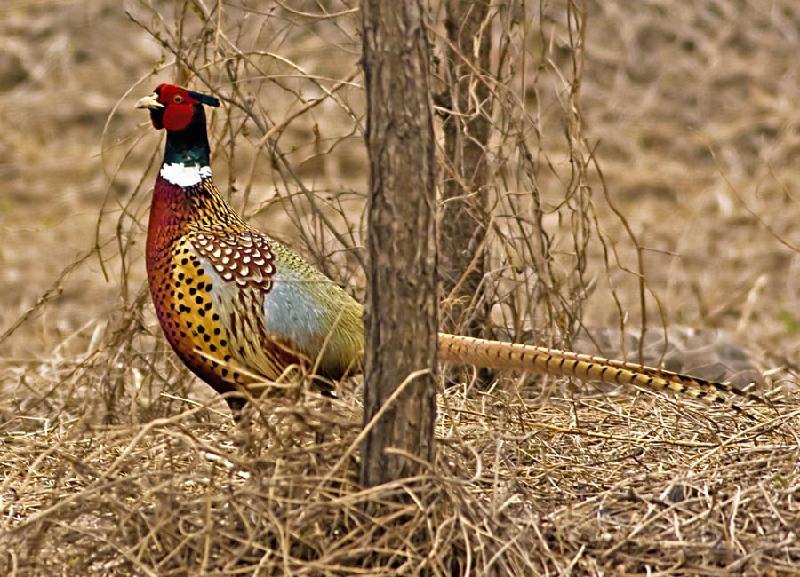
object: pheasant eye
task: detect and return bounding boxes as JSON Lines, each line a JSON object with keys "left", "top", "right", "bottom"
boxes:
{"left": 173, "top": 94, "right": 183, "bottom": 104}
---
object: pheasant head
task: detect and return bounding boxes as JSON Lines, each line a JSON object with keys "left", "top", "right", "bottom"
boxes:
{"left": 136, "top": 83, "right": 220, "bottom": 130}
{"left": 136, "top": 84, "right": 220, "bottom": 184}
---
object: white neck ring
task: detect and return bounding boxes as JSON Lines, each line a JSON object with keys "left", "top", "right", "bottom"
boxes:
{"left": 160, "top": 163, "right": 212, "bottom": 187}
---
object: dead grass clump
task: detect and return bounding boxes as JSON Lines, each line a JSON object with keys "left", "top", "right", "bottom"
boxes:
{"left": 0, "top": 390, "right": 532, "bottom": 576}
{"left": 2, "top": 382, "right": 800, "bottom": 575}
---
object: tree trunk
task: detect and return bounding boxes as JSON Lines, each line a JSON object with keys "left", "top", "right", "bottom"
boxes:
{"left": 360, "top": 0, "right": 438, "bottom": 486}
{"left": 440, "top": 0, "right": 493, "bottom": 336}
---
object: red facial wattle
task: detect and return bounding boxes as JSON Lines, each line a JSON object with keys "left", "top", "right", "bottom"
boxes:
{"left": 154, "top": 84, "right": 199, "bottom": 132}
{"left": 162, "top": 103, "right": 194, "bottom": 131}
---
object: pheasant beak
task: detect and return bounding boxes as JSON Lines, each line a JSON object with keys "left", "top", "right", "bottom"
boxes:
{"left": 135, "top": 93, "right": 163, "bottom": 110}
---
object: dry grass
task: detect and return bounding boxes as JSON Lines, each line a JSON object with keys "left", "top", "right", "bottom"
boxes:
{"left": 2, "top": 0, "right": 800, "bottom": 575}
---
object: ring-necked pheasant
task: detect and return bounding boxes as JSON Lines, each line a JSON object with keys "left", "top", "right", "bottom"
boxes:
{"left": 136, "top": 83, "right": 758, "bottom": 417}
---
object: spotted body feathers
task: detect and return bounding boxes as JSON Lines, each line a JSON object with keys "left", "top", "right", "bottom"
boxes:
{"left": 147, "top": 174, "right": 363, "bottom": 402}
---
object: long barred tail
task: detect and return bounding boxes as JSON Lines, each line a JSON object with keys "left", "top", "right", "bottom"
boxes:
{"left": 437, "top": 333, "right": 760, "bottom": 419}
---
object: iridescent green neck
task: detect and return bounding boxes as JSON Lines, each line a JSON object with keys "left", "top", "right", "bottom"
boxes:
{"left": 164, "top": 104, "right": 211, "bottom": 167}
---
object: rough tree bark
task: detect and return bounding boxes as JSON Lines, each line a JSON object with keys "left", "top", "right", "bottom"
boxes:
{"left": 440, "top": 0, "right": 493, "bottom": 336}
{"left": 360, "top": 0, "right": 438, "bottom": 486}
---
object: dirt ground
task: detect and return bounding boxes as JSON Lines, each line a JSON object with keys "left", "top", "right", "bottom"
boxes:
{"left": 2, "top": 1, "right": 800, "bottom": 575}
